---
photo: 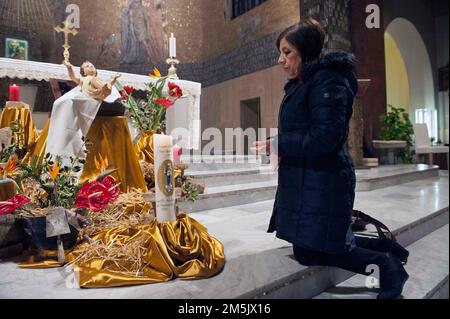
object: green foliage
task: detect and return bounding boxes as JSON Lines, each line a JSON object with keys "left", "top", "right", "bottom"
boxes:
{"left": 116, "top": 77, "right": 169, "bottom": 132}
{"left": 17, "top": 138, "right": 90, "bottom": 209}
{"left": 379, "top": 105, "right": 414, "bottom": 163}
{"left": 181, "top": 179, "right": 199, "bottom": 202}
{"left": 0, "top": 145, "right": 17, "bottom": 163}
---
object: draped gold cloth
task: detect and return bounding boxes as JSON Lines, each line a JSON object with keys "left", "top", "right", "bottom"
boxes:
{"left": 134, "top": 130, "right": 156, "bottom": 164}
{"left": 22, "top": 118, "right": 50, "bottom": 165}
{"left": 0, "top": 104, "right": 37, "bottom": 148}
{"left": 23, "top": 116, "right": 147, "bottom": 193}
{"left": 19, "top": 213, "right": 225, "bottom": 288}
{"left": 78, "top": 116, "right": 147, "bottom": 193}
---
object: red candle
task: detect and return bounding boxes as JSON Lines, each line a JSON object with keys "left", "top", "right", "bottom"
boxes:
{"left": 173, "top": 145, "right": 182, "bottom": 165}
{"left": 9, "top": 85, "right": 20, "bottom": 102}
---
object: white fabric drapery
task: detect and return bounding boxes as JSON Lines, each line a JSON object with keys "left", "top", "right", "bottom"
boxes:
{"left": 0, "top": 58, "right": 201, "bottom": 149}
{"left": 45, "top": 86, "right": 120, "bottom": 166}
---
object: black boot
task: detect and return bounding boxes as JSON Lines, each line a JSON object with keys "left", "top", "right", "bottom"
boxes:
{"left": 388, "top": 240, "right": 410, "bottom": 265}
{"left": 377, "top": 254, "right": 409, "bottom": 299}
{"left": 355, "top": 236, "right": 410, "bottom": 265}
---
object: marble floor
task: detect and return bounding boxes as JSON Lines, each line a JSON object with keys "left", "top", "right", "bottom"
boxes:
{"left": 0, "top": 174, "right": 448, "bottom": 299}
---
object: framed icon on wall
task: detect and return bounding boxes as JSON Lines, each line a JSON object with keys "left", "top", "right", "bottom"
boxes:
{"left": 5, "top": 38, "right": 28, "bottom": 60}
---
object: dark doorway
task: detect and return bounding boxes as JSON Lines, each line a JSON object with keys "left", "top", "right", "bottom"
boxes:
{"left": 240, "top": 97, "right": 261, "bottom": 155}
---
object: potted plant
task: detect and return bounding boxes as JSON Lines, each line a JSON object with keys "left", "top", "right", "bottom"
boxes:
{"left": 374, "top": 105, "right": 414, "bottom": 164}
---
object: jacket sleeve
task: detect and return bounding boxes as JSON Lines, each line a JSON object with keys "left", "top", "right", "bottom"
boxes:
{"left": 275, "top": 70, "right": 351, "bottom": 158}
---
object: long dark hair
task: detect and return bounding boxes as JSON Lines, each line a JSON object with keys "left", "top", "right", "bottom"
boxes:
{"left": 276, "top": 18, "right": 326, "bottom": 64}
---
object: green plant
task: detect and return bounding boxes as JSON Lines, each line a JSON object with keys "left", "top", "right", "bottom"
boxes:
{"left": 17, "top": 138, "right": 91, "bottom": 209}
{"left": 379, "top": 105, "right": 414, "bottom": 163}
{"left": 181, "top": 179, "right": 199, "bottom": 202}
{"left": 0, "top": 145, "right": 17, "bottom": 163}
{"left": 116, "top": 68, "right": 183, "bottom": 132}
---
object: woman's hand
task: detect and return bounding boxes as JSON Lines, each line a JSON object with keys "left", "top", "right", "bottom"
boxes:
{"left": 250, "top": 139, "right": 271, "bottom": 154}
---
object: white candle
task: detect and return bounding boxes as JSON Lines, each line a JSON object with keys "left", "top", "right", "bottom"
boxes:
{"left": 153, "top": 134, "right": 177, "bottom": 222}
{"left": 169, "top": 33, "right": 177, "bottom": 58}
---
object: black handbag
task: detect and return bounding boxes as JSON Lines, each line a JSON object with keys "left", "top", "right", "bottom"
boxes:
{"left": 351, "top": 209, "right": 396, "bottom": 241}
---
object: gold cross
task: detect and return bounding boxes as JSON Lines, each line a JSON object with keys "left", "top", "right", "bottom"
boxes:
{"left": 54, "top": 20, "right": 78, "bottom": 63}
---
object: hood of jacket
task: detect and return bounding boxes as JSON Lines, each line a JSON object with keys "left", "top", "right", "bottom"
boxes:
{"left": 301, "top": 52, "right": 358, "bottom": 96}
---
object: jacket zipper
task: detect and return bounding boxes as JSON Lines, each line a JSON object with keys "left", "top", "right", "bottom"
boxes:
{"left": 278, "top": 81, "right": 304, "bottom": 128}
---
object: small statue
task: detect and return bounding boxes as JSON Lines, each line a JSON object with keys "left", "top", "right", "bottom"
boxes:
{"left": 64, "top": 61, "right": 121, "bottom": 101}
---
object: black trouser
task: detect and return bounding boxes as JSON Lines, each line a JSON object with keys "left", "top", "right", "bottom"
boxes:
{"left": 293, "top": 236, "right": 403, "bottom": 276}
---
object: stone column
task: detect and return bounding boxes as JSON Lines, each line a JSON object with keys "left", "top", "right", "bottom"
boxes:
{"left": 348, "top": 79, "right": 371, "bottom": 167}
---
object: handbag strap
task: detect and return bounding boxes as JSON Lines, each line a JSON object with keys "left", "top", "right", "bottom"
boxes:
{"left": 352, "top": 209, "right": 396, "bottom": 241}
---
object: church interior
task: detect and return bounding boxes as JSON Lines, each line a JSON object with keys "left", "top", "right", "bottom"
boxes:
{"left": 0, "top": 0, "right": 448, "bottom": 301}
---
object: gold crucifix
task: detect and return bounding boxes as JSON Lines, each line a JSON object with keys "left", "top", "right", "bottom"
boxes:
{"left": 54, "top": 19, "right": 78, "bottom": 63}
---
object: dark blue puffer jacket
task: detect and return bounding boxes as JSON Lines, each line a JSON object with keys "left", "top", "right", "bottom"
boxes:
{"left": 268, "top": 52, "right": 359, "bottom": 254}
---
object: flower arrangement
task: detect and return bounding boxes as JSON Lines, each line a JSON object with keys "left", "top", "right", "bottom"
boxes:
{"left": 4, "top": 137, "right": 121, "bottom": 216}
{"left": 116, "top": 68, "right": 184, "bottom": 133}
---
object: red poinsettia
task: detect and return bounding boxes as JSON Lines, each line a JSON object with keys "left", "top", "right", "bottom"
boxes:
{"left": 0, "top": 194, "right": 31, "bottom": 216}
{"left": 74, "top": 176, "right": 121, "bottom": 213}
{"left": 155, "top": 98, "right": 175, "bottom": 109}
{"left": 168, "top": 82, "right": 183, "bottom": 99}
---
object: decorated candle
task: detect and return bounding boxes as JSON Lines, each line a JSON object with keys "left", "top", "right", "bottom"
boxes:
{"left": 153, "top": 134, "right": 177, "bottom": 222}
{"left": 9, "top": 85, "right": 20, "bottom": 102}
{"left": 169, "top": 33, "right": 177, "bottom": 58}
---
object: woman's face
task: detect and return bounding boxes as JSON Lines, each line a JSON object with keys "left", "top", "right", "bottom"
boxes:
{"left": 82, "top": 62, "right": 96, "bottom": 76}
{"left": 278, "top": 37, "right": 302, "bottom": 79}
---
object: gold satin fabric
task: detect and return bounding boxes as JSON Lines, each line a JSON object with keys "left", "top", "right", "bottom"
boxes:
{"left": 19, "top": 249, "right": 67, "bottom": 269}
{"left": 79, "top": 116, "right": 147, "bottom": 193}
{"left": 23, "top": 116, "right": 147, "bottom": 193}
{"left": 134, "top": 130, "right": 156, "bottom": 164}
{"left": 22, "top": 118, "right": 50, "bottom": 165}
{"left": 0, "top": 105, "right": 37, "bottom": 148}
{"left": 19, "top": 213, "right": 225, "bottom": 288}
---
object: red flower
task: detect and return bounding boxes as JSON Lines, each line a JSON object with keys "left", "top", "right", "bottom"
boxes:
{"left": 100, "top": 176, "right": 120, "bottom": 203}
{"left": 74, "top": 176, "right": 121, "bottom": 213}
{"left": 155, "top": 98, "right": 175, "bottom": 109}
{"left": 124, "top": 85, "right": 134, "bottom": 95}
{"left": 168, "top": 82, "right": 183, "bottom": 99}
{"left": 119, "top": 85, "right": 134, "bottom": 101}
{"left": 119, "top": 91, "right": 127, "bottom": 101}
{"left": 75, "top": 181, "right": 110, "bottom": 213}
{"left": 0, "top": 195, "right": 30, "bottom": 216}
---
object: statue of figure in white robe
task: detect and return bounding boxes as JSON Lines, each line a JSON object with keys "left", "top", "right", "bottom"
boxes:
{"left": 45, "top": 61, "right": 121, "bottom": 165}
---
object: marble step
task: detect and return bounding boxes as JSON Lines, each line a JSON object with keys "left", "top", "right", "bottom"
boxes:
{"left": 180, "top": 176, "right": 449, "bottom": 299}
{"left": 355, "top": 164, "right": 439, "bottom": 191}
{"left": 250, "top": 210, "right": 449, "bottom": 299}
{"left": 186, "top": 165, "right": 277, "bottom": 188}
{"left": 313, "top": 224, "right": 449, "bottom": 299}
{"left": 178, "top": 180, "right": 277, "bottom": 213}
{"left": 181, "top": 155, "right": 262, "bottom": 171}
{"left": 179, "top": 165, "right": 439, "bottom": 213}
{"left": 0, "top": 176, "right": 447, "bottom": 299}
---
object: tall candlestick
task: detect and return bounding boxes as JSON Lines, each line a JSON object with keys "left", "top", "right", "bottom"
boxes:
{"left": 169, "top": 33, "right": 177, "bottom": 58}
{"left": 9, "top": 84, "right": 20, "bottom": 102}
{"left": 153, "top": 134, "right": 177, "bottom": 222}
